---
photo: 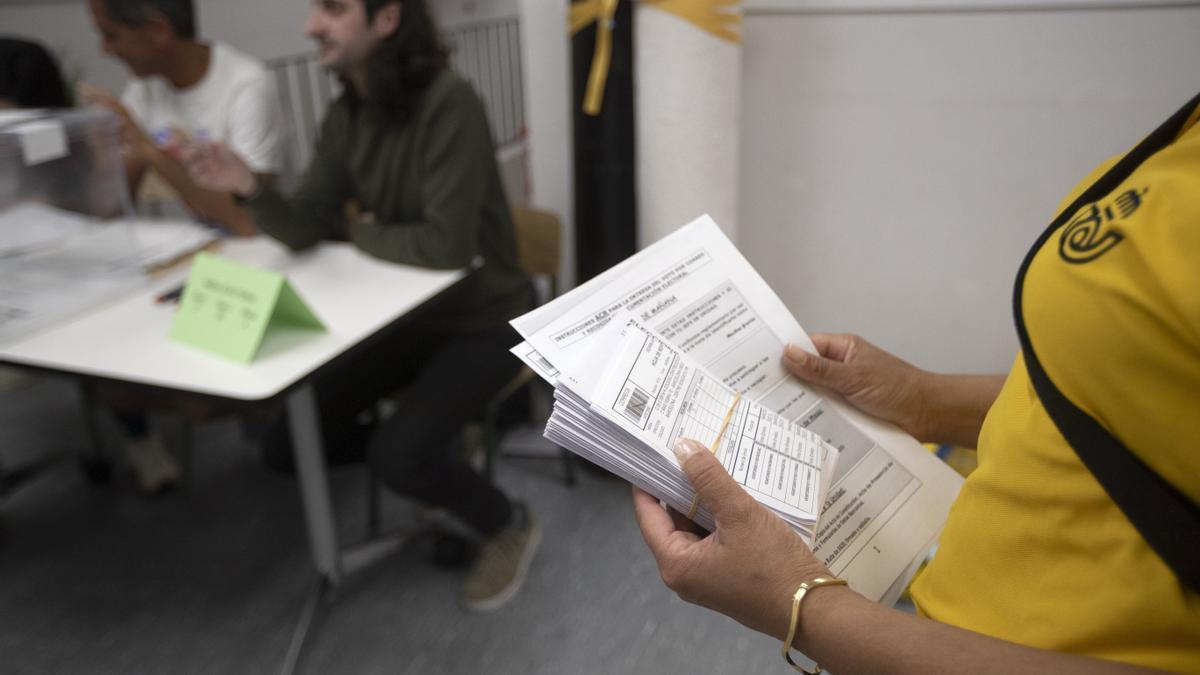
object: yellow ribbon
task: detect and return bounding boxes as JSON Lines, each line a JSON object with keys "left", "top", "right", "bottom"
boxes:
{"left": 644, "top": 0, "right": 742, "bottom": 44}
{"left": 570, "top": 0, "right": 741, "bottom": 116}
{"left": 570, "top": 0, "right": 620, "bottom": 116}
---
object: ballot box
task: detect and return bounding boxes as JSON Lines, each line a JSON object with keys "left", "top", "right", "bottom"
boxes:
{"left": 0, "top": 109, "right": 211, "bottom": 344}
{"left": 0, "top": 107, "right": 131, "bottom": 220}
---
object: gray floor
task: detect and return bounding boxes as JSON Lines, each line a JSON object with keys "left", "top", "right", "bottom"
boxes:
{"left": 0, "top": 376, "right": 789, "bottom": 674}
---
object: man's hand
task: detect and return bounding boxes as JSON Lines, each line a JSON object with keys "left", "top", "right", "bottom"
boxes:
{"left": 173, "top": 141, "right": 258, "bottom": 197}
{"left": 632, "top": 438, "right": 834, "bottom": 641}
{"left": 76, "top": 82, "right": 156, "bottom": 164}
{"left": 783, "top": 334, "right": 933, "bottom": 442}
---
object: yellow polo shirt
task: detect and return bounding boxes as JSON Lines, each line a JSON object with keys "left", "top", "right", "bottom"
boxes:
{"left": 911, "top": 99, "right": 1200, "bottom": 672}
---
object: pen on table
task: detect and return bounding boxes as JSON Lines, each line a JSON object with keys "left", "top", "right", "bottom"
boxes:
{"left": 155, "top": 284, "right": 185, "bottom": 304}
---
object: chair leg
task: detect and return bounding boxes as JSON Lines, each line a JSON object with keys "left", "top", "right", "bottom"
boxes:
{"left": 165, "top": 414, "right": 195, "bottom": 493}
{"left": 180, "top": 422, "right": 195, "bottom": 493}
{"left": 481, "top": 378, "right": 578, "bottom": 487}
{"left": 366, "top": 468, "right": 382, "bottom": 539}
{"left": 482, "top": 433, "right": 494, "bottom": 478}
{"left": 1, "top": 455, "right": 62, "bottom": 499}
{"left": 77, "top": 381, "right": 114, "bottom": 484}
{"left": 560, "top": 447, "right": 576, "bottom": 486}
{"left": 481, "top": 401, "right": 502, "bottom": 480}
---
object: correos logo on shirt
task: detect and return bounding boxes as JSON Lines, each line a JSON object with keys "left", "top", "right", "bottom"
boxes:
{"left": 1058, "top": 187, "right": 1148, "bottom": 264}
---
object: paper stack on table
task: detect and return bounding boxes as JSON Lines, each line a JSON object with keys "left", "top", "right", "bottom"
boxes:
{"left": 0, "top": 203, "right": 218, "bottom": 344}
{"left": 548, "top": 318, "right": 838, "bottom": 542}
{"left": 510, "top": 214, "right": 964, "bottom": 603}
{"left": 0, "top": 202, "right": 217, "bottom": 272}
{"left": 0, "top": 203, "right": 92, "bottom": 257}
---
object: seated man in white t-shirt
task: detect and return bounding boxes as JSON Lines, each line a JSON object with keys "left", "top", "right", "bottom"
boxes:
{"left": 78, "top": 0, "right": 285, "bottom": 493}
{"left": 80, "top": 0, "right": 284, "bottom": 237}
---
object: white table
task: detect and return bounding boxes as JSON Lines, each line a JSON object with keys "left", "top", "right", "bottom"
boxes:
{"left": 0, "top": 236, "right": 466, "bottom": 587}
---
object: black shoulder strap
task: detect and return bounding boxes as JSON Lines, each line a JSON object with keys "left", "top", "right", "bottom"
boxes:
{"left": 1013, "top": 92, "right": 1200, "bottom": 595}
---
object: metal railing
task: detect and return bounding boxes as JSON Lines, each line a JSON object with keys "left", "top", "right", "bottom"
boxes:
{"left": 267, "top": 17, "right": 525, "bottom": 171}
{"left": 267, "top": 53, "right": 339, "bottom": 170}
{"left": 443, "top": 18, "right": 525, "bottom": 149}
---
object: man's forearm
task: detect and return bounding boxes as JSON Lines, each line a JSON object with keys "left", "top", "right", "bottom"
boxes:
{"left": 124, "top": 152, "right": 149, "bottom": 197}
{"left": 351, "top": 216, "right": 477, "bottom": 269}
{"left": 796, "top": 587, "right": 1158, "bottom": 674}
{"left": 917, "top": 373, "right": 1006, "bottom": 448}
{"left": 146, "top": 149, "right": 260, "bottom": 236}
{"left": 242, "top": 185, "right": 334, "bottom": 251}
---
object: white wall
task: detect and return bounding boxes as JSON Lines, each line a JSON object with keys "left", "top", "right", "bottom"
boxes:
{"left": 1, "top": 1, "right": 125, "bottom": 92}
{"left": 738, "top": 5, "right": 1200, "bottom": 373}
{"left": 0, "top": 0, "right": 313, "bottom": 92}
{"left": 519, "top": 0, "right": 575, "bottom": 287}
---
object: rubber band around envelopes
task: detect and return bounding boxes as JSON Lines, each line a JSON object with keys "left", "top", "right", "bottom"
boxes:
{"left": 686, "top": 392, "right": 741, "bottom": 520}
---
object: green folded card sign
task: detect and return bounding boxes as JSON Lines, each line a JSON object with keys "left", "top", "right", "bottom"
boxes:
{"left": 169, "top": 252, "right": 326, "bottom": 363}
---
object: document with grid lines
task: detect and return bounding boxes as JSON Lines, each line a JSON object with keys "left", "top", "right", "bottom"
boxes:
{"left": 549, "top": 319, "right": 836, "bottom": 540}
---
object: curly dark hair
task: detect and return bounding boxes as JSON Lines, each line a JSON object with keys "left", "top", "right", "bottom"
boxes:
{"left": 350, "top": 0, "right": 448, "bottom": 117}
{"left": 0, "top": 37, "right": 70, "bottom": 108}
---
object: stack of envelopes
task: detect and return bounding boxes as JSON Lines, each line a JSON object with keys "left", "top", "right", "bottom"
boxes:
{"left": 537, "top": 319, "right": 836, "bottom": 543}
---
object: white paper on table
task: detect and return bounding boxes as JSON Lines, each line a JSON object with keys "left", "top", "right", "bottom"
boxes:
{"left": 111, "top": 217, "right": 217, "bottom": 270}
{"left": 512, "top": 214, "right": 962, "bottom": 601}
{"left": 0, "top": 214, "right": 216, "bottom": 344}
{"left": 0, "top": 251, "right": 144, "bottom": 346}
{"left": 0, "top": 205, "right": 214, "bottom": 268}
{"left": 0, "top": 110, "right": 49, "bottom": 128}
{"left": 0, "top": 203, "right": 97, "bottom": 257}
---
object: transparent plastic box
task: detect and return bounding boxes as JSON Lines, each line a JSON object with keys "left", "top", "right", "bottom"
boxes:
{"left": 0, "top": 107, "right": 132, "bottom": 219}
{"left": 0, "top": 109, "right": 144, "bottom": 344}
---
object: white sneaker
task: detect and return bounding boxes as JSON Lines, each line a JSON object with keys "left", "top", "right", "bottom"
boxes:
{"left": 123, "top": 433, "right": 181, "bottom": 495}
{"left": 462, "top": 503, "right": 541, "bottom": 612}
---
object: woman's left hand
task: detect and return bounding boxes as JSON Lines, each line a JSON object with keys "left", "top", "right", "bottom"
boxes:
{"left": 632, "top": 438, "right": 834, "bottom": 640}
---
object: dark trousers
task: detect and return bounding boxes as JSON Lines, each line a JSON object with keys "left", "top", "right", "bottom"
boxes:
{"left": 264, "top": 322, "right": 521, "bottom": 537}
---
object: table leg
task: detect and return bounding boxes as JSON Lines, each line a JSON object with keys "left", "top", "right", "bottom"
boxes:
{"left": 77, "top": 380, "right": 113, "bottom": 484}
{"left": 286, "top": 384, "right": 343, "bottom": 585}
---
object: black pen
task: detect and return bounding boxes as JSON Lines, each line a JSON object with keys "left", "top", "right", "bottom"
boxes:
{"left": 155, "top": 284, "right": 185, "bottom": 304}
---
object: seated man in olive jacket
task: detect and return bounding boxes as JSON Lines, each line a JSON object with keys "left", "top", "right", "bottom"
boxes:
{"left": 179, "top": 0, "right": 537, "bottom": 613}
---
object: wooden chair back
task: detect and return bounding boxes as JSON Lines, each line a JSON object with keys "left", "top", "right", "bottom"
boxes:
{"left": 511, "top": 207, "right": 561, "bottom": 280}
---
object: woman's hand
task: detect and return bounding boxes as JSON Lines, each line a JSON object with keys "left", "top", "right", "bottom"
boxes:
{"left": 632, "top": 438, "right": 835, "bottom": 641}
{"left": 633, "top": 442, "right": 1154, "bottom": 675}
{"left": 783, "top": 333, "right": 934, "bottom": 442}
{"left": 785, "top": 333, "right": 1006, "bottom": 447}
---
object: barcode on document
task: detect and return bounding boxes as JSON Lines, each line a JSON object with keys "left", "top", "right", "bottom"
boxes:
{"left": 622, "top": 386, "right": 651, "bottom": 425}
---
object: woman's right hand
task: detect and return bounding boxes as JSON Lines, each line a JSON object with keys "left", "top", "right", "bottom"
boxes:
{"left": 633, "top": 438, "right": 840, "bottom": 643}
{"left": 783, "top": 333, "right": 933, "bottom": 442}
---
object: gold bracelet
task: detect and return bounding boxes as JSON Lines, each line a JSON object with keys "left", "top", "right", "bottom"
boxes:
{"left": 782, "top": 576, "right": 848, "bottom": 674}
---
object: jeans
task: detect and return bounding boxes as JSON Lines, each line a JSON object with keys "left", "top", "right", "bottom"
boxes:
{"left": 263, "top": 321, "right": 521, "bottom": 537}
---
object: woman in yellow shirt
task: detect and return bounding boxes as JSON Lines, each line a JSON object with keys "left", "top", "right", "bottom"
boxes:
{"left": 633, "top": 93, "right": 1200, "bottom": 673}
